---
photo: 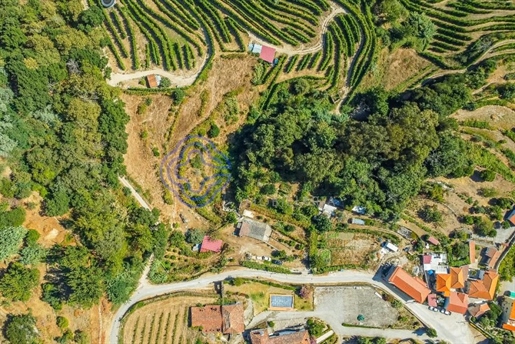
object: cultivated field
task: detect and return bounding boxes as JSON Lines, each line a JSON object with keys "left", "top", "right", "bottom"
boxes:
{"left": 121, "top": 295, "right": 217, "bottom": 344}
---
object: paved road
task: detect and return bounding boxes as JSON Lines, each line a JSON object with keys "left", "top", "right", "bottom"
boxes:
{"left": 109, "top": 269, "right": 473, "bottom": 344}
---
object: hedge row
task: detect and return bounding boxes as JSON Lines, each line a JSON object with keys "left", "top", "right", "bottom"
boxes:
{"left": 308, "top": 51, "right": 322, "bottom": 69}
{"left": 261, "top": 0, "right": 319, "bottom": 26}
{"left": 103, "top": 11, "right": 129, "bottom": 58}
{"left": 296, "top": 54, "right": 312, "bottom": 72}
{"left": 284, "top": 55, "right": 299, "bottom": 73}
{"left": 225, "top": 17, "right": 245, "bottom": 52}
{"left": 241, "top": 261, "right": 293, "bottom": 274}
{"left": 160, "top": 0, "right": 200, "bottom": 32}
{"left": 117, "top": 7, "right": 140, "bottom": 69}
{"left": 318, "top": 31, "right": 334, "bottom": 71}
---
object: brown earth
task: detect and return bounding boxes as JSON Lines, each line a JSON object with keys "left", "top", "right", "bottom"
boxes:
{"left": 123, "top": 55, "right": 259, "bottom": 227}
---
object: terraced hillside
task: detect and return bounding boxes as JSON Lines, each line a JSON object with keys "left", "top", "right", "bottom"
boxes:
{"left": 99, "top": 0, "right": 515, "bottom": 105}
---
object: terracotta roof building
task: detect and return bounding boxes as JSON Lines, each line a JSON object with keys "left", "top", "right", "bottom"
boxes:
{"left": 146, "top": 74, "right": 159, "bottom": 88}
{"left": 249, "top": 329, "right": 310, "bottom": 344}
{"left": 507, "top": 208, "right": 515, "bottom": 226}
{"left": 446, "top": 292, "right": 469, "bottom": 314}
{"left": 428, "top": 294, "right": 438, "bottom": 308}
{"left": 200, "top": 236, "right": 223, "bottom": 253}
{"left": 427, "top": 236, "right": 440, "bottom": 246}
{"left": 450, "top": 266, "right": 466, "bottom": 289}
{"left": 468, "top": 303, "right": 490, "bottom": 318}
{"left": 436, "top": 273, "right": 452, "bottom": 296}
{"left": 484, "top": 246, "right": 501, "bottom": 269}
{"left": 238, "top": 218, "right": 272, "bottom": 242}
{"left": 190, "top": 303, "right": 244, "bottom": 334}
{"left": 387, "top": 266, "right": 430, "bottom": 303}
{"left": 259, "top": 45, "right": 276, "bottom": 64}
{"left": 467, "top": 271, "right": 499, "bottom": 300}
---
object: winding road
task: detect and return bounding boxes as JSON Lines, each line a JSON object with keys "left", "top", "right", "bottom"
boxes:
{"left": 109, "top": 268, "right": 473, "bottom": 344}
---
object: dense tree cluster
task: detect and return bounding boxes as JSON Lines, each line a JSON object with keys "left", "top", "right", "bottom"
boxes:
{"left": 234, "top": 75, "right": 475, "bottom": 220}
{"left": 0, "top": 0, "right": 166, "bottom": 311}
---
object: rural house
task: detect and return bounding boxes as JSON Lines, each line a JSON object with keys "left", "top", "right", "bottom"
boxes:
{"left": 248, "top": 43, "right": 277, "bottom": 64}
{"left": 468, "top": 302, "right": 490, "bottom": 318}
{"left": 238, "top": 218, "right": 272, "bottom": 242}
{"left": 200, "top": 235, "right": 223, "bottom": 253}
{"left": 190, "top": 303, "right": 244, "bottom": 334}
{"left": 482, "top": 246, "right": 501, "bottom": 270}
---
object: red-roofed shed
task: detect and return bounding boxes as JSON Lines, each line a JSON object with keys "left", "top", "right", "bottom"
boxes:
{"left": 428, "top": 294, "right": 437, "bottom": 307}
{"left": 259, "top": 46, "right": 276, "bottom": 64}
{"left": 422, "top": 254, "right": 432, "bottom": 264}
{"left": 200, "top": 236, "right": 223, "bottom": 253}
{"left": 427, "top": 236, "right": 440, "bottom": 245}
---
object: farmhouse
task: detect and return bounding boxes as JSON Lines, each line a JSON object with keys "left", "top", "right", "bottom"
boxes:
{"left": 482, "top": 246, "right": 501, "bottom": 269}
{"left": 200, "top": 235, "right": 223, "bottom": 253}
{"left": 238, "top": 218, "right": 272, "bottom": 242}
{"left": 190, "top": 303, "right": 244, "bottom": 334}
{"left": 387, "top": 266, "right": 431, "bottom": 303}
{"left": 249, "top": 329, "right": 310, "bottom": 344}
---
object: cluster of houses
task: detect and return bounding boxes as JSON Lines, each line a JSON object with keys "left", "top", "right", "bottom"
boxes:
{"left": 385, "top": 243, "right": 500, "bottom": 319}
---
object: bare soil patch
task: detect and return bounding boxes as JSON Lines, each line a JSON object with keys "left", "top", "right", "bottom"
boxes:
{"left": 453, "top": 106, "right": 515, "bottom": 131}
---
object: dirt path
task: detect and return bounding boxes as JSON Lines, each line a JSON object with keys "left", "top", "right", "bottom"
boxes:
{"left": 119, "top": 176, "right": 151, "bottom": 210}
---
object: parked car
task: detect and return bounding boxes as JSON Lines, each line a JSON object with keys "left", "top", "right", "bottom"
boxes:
{"left": 432, "top": 307, "right": 439, "bottom": 312}
{"left": 272, "top": 260, "right": 283, "bottom": 265}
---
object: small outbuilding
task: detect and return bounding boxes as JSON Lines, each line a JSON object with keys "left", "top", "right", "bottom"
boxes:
{"left": 238, "top": 218, "right": 272, "bottom": 242}
{"left": 200, "top": 236, "right": 223, "bottom": 253}
{"left": 146, "top": 74, "right": 161, "bottom": 88}
{"left": 351, "top": 218, "right": 365, "bottom": 225}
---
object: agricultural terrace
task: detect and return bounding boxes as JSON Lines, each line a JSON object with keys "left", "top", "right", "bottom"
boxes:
{"left": 121, "top": 294, "right": 220, "bottom": 344}
{"left": 100, "top": 0, "right": 515, "bottom": 105}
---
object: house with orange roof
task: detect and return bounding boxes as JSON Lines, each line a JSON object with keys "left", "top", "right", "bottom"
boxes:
{"left": 468, "top": 303, "right": 490, "bottom": 318}
{"left": 436, "top": 273, "right": 452, "bottom": 296}
{"left": 387, "top": 266, "right": 431, "bottom": 303}
{"left": 445, "top": 292, "right": 469, "bottom": 314}
{"left": 466, "top": 270, "right": 499, "bottom": 300}
{"left": 450, "top": 266, "right": 466, "bottom": 289}
{"left": 507, "top": 208, "right": 515, "bottom": 226}
{"left": 502, "top": 297, "right": 515, "bottom": 331}
{"left": 190, "top": 303, "right": 244, "bottom": 334}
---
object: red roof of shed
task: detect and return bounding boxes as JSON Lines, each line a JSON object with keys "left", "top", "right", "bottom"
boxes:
{"left": 200, "top": 236, "right": 223, "bottom": 253}
{"left": 259, "top": 45, "right": 276, "bottom": 63}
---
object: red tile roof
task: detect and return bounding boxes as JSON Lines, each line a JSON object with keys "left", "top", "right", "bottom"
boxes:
{"left": 147, "top": 74, "right": 158, "bottom": 88}
{"left": 388, "top": 267, "right": 430, "bottom": 303}
{"left": 190, "top": 305, "right": 223, "bottom": 332}
{"left": 259, "top": 45, "right": 276, "bottom": 63}
{"left": 422, "top": 254, "right": 432, "bottom": 264}
{"left": 485, "top": 247, "right": 501, "bottom": 269}
{"left": 222, "top": 304, "right": 245, "bottom": 334}
{"left": 468, "top": 303, "right": 490, "bottom": 318}
{"left": 447, "top": 292, "right": 469, "bottom": 314}
{"left": 436, "top": 274, "right": 452, "bottom": 296}
{"left": 508, "top": 208, "right": 515, "bottom": 225}
{"left": 200, "top": 236, "right": 223, "bottom": 253}
{"left": 428, "top": 236, "right": 440, "bottom": 245}
{"left": 450, "top": 267, "right": 466, "bottom": 289}
{"left": 190, "top": 304, "right": 244, "bottom": 334}
{"left": 467, "top": 271, "right": 499, "bottom": 300}
{"left": 503, "top": 323, "right": 515, "bottom": 331}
